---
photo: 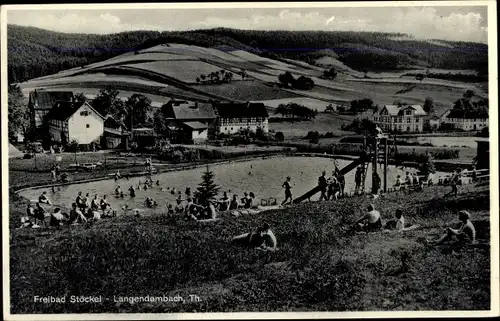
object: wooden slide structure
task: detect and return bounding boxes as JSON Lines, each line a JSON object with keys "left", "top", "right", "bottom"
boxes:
{"left": 292, "top": 153, "right": 370, "bottom": 204}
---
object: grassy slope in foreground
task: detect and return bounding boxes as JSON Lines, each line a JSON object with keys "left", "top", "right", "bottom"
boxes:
{"left": 10, "top": 184, "right": 490, "bottom": 313}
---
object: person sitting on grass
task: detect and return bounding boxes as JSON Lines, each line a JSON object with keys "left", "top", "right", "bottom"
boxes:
{"left": 50, "top": 208, "right": 67, "bottom": 226}
{"left": 91, "top": 194, "right": 100, "bottom": 211}
{"left": 129, "top": 186, "right": 136, "bottom": 197}
{"left": 27, "top": 203, "right": 36, "bottom": 221}
{"left": 167, "top": 204, "right": 175, "bottom": 216}
{"left": 171, "top": 187, "right": 176, "bottom": 195}
{"left": 244, "top": 192, "right": 255, "bottom": 209}
{"left": 184, "top": 198, "right": 201, "bottom": 221}
{"left": 86, "top": 207, "right": 101, "bottom": 221}
{"left": 174, "top": 198, "right": 184, "bottom": 215}
{"left": 229, "top": 194, "right": 240, "bottom": 210}
{"left": 100, "top": 195, "right": 109, "bottom": 211}
{"left": 219, "top": 192, "right": 230, "bottom": 211}
{"left": 38, "top": 191, "right": 52, "bottom": 205}
{"left": 69, "top": 203, "right": 87, "bottom": 225}
{"left": 428, "top": 210, "right": 476, "bottom": 246}
{"left": 197, "top": 199, "right": 218, "bottom": 220}
{"left": 384, "top": 209, "right": 405, "bottom": 232}
{"left": 394, "top": 175, "right": 403, "bottom": 187}
{"left": 353, "top": 204, "right": 382, "bottom": 232}
{"left": 231, "top": 223, "right": 277, "bottom": 251}
{"left": 240, "top": 192, "right": 249, "bottom": 208}
{"left": 35, "top": 203, "right": 48, "bottom": 227}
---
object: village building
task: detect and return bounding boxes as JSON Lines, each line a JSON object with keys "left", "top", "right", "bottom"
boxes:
{"left": 45, "top": 100, "right": 105, "bottom": 146}
{"left": 440, "top": 108, "right": 489, "bottom": 131}
{"left": 102, "top": 115, "right": 130, "bottom": 149}
{"left": 372, "top": 104, "right": 427, "bottom": 133}
{"left": 28, "top": 89, "right": 74, "bottom": 134}
{"left": 213, "top": 101, "right": 269, "bottom": 135}
{"left": 161, "top": 100, "right": 217, "bottom": 144}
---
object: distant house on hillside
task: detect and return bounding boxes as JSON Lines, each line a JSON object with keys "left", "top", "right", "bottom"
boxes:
{"left": 161, "top": 99, "right": 217, "bottom": 144}
{"left": 440, "top": 108, "right": 489, "bottom": 131}
{"left": 28, "top": 89, "right": 74, "bottom": 134}
{"left": 46, "top": 100, "right": 105, "bottom": 146}
{"left": 213, "top": 101, "right": 269, "bottom": 135}
{"left": 372, "top": 104, "right": 426, "bottom": 133}
{"left": 102, "top": 115, "right": 130, "bottom": 149}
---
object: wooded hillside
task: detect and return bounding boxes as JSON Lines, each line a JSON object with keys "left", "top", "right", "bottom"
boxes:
{"left": 8, "top": 25, "right": 488, "bottom": 83}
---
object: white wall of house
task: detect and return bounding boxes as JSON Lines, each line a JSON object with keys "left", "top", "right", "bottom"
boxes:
{"left": 67, "top": 105, "right": 104, "bottom": 144}
{"left": 217, "top": 117, "right": 269, "bottom": 135}
{"left": 443, "top": 118, "right": 488, "bottom": 131}
{"left": 373, "top": 113, "right": 425, "bottom": 132}
{"left": 192, "top": 129, "right": 208, "bottom": 142}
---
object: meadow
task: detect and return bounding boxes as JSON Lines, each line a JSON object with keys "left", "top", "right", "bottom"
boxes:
{"left": 9, "top": 183, "right": 490, "bottom": 313}
{"left": 193, "top": 81, "right": 302, "bottom": 102}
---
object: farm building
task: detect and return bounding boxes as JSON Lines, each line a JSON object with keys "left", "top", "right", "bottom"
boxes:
{"left": 45, "top": 100, "right": 105, "bottom": 146}
{"left": 372, "top": 104, "right": 427, "bottom": 133}
{"left": 213, "top": 101, "right": 269, "bottom": 135}
{"left": 440, "top": 108, "right": 488, "bottom": 131}
{"left": 475, "top": 138, "right": 489, "bottom": 170}
{"left": 28, "top": 89, "right": 74, "bottom": 134}
{"left": 160, "top": 100, "right": 217, "bottom": 144}
{"left": 423, "top": 115, "right": 441, "bottom": 131}
{"left": 132, "top": 127, "right": 157, "bottom": 147}
{"left": 102, "top": 115, "right": 130, "bottom": 149}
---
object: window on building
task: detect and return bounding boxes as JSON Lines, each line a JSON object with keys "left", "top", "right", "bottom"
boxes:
{"left": 230, "top": 127, "right": 233, "bottom": 131}
{"left": 80, "top": 111, "right": 90, "bottom": 116}
{"left": 407, "top": 118, "right": 411, "bottom": 123}
{"left": 86, "top": 124, "right": 90, "bottom": 128}
{"left": 224, "top": 127, "right": 227, "bottom": 131}
{"left": 406, "top": 126, "right": 410, "bottom": 131}
{"left": 239, "top": 118, "right": 243, "bottom": 123}
{"left": 406, "top": 110, "right": 412, "bottom": 115}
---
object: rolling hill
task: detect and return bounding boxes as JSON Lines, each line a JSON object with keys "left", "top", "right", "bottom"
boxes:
{"left": 12, "top": 25, "right": 488, "bottom": 116}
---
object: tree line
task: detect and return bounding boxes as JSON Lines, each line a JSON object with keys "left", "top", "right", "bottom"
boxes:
{"left": 8, "top": 24, "right": 488, "bottom": 84}
{"left": 274, "top": 102, "right": 318, "bottom": 120}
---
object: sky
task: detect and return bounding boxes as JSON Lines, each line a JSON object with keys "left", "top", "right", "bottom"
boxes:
{"left": 6, "top": 4, "right": 489, "bottom": 43}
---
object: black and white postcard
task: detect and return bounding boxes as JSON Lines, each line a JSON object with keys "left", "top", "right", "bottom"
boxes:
{"left": 1, "top": 1, "right": 498, "bottom": 320}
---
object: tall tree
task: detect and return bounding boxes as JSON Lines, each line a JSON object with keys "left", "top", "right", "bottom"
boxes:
{"left": 74, "top": 92, "right": 87, "bottom": 103}
{"left": 91, "top": 88, "right": 125, "bottom": 118}
{"left": 8, "top": 84, "right": 28, "bottom": 141}
{"left": 125, "top": 94, "right": 152, "bottom": 128}
{"left": 194, "top": 166, "right": 221, "bottom": 204}
{"left": 423, "top": 97, "right": 434, "bottom": 114}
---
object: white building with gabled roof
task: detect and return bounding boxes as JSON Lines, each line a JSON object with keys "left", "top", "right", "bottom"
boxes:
{"left": 372, "top": 104, "right": 427, "bottom": 133}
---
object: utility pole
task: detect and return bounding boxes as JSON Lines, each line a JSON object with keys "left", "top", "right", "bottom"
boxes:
{"left": 372, "top": 136, "right": 378, "bottom": 195}
{"left": 384, "top": 138, "right": 388, "bottom": 193}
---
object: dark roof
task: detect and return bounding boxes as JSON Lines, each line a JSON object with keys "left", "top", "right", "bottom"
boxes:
{"left": 45, "top": 101, "right": 104, "bottom": 121}
{"left": 214, "top": 102, "right": 269, "bottom": 118}
{"left": 183, "top": 121, "right": 208, "bottom": 130}
{"left": 29, "top": 90, "right": 74, "bottom": 109}
{"left": 165, "top": 100, "right": 216, "bottom": 120}
{"left": 446, "top": 108, "right": 489, "bottom": 119}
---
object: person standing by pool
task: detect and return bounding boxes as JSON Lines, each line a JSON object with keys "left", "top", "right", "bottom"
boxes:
{"left": 75, "top": 191, "right": 84, "bottom": 209}
{"left": 281, "top": 176, "right": 293, "bottom": 205}
{"left": 174, "top": 198, "right": 184, "bottom": 215}
{"left": 185, "top": 187, "right": 191, "bottom": 198}
{"left": 335, "top": 168, "right": 345, "bottom": 197}
{"left": 129, "top": 186, "right": 136, "bottom": 197}
{"left": 355, "top": 166, "right": 363, "bottom": 193}
{"left": 318, "top": 171, "right": 328, "bottom": 201}
{"left": 446, "top": 169, "right": 461, "bottom": 197}
{"left": 372, "top": 172, "right": 381, "bottom": 197}
{"left": 115, "top": 186, "right": 122, "bottom": 196}
{"left": 219, "top": 192, "right": 230, "bottom": 211}
{"left": 327, "top": 173, "right": 340, "bottom": 201}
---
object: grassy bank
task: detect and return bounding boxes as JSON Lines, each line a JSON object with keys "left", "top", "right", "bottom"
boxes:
{"left": 9, "top": 183, "right": 490, "bottom": 313}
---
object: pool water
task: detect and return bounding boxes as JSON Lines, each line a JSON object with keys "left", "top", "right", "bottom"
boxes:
{"left": 19, "top": 156, "right": 447, "bottom": 213}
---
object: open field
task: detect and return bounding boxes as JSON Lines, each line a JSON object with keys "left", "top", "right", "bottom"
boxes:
{"left": 10, "top": 183, "right": 490, "bottom": 313}
{"left": 269, "top": 113, "right": 351, "bottom": 138}
{"left": 193, "top": 81, "right": 302, "bottom": 102}
{"left": 127, "top": 60, "right": 232, "bottom": 84}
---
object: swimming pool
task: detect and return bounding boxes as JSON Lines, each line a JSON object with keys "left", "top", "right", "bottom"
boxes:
{"left": 18, "top": 156, "right": 448, "bottom": 213}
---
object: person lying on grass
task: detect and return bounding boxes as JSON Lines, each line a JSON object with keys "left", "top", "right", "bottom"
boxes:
{"left": 353, "top": 204, "right": 382, "bottom": 232}
{"left": 428, "top": 210, "right": 476, "bottom": 246}
{"left": 231, "top": 223, "right": 277, "bottom": 251}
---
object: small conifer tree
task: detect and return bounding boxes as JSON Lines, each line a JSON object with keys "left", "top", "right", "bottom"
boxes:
{"left": 194, "top": 166, "right": 220, "bottom": 204}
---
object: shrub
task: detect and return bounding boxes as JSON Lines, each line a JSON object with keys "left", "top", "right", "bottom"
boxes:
{"left": 65, "top": 140, "right": 80, "bottom": 153}
{"left": 324, "top": 132, "right": 334, "bottom": 138}
{"left": 275, "top": 132, "right": 285, "bottom": 142}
